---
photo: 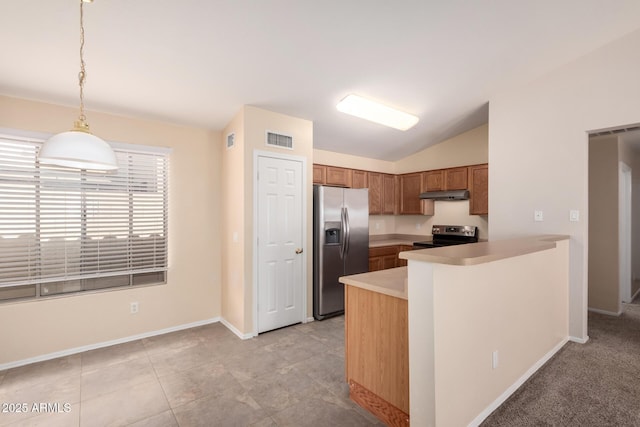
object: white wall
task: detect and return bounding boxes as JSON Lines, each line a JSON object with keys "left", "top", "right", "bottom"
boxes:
{"left": 489, "top": 27, "right": 640, "bottom": 340}
{"left": 395, "top": 124, "right": 488, "bottom": 174}
{"left": 313, "top": 149, "right": 395, "bottom": 174}
{"left": 221, "top": 106, "right": 313, "bottom": 335}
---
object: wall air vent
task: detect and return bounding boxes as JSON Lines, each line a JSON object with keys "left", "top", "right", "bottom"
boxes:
{"left": 227, "top": 133, "right": 235, "bottom": 149}
{"left": 266, "top": 131, "right": 293, "bottom": 150}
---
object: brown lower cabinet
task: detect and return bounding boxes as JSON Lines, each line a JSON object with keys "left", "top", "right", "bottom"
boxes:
{"left": 369, "top": 246, "right": 399, "bottom": 271}
{"left": 396, "top": 245, "right": 413, "bottom": 267}
{"left": 369, "top": 245, "right": 414, "bottom": 271}
{"left": 345, "top": 285, "right": 409, "bottom": 426}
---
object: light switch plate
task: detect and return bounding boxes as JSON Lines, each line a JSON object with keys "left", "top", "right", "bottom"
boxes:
{"left": 570, "top": 210, "right": 580, "bottom": 222}
{"left": 534, "top": 210, "right": 544, "bottom": 222}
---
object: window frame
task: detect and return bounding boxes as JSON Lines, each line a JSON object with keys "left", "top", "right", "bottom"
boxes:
{"left": 0, "top": 128, "right": 171, "bottom": 303}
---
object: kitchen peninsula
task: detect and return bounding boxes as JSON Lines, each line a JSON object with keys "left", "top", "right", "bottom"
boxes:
{"left": 340, "top": 235, "right": 569, "bottom": 427}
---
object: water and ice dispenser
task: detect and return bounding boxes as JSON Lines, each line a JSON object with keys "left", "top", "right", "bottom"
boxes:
{"left": 324, "top": 222, "right": 341, "bottom": 245}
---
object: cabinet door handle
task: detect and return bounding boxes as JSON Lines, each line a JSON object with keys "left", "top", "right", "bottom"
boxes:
{"left": 295, "top": 248, "right": 304, "bottom": 254}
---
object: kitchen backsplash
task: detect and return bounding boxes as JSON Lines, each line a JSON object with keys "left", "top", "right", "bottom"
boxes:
{"left": 369, "top": 200, "right": 488, "bottom": 239}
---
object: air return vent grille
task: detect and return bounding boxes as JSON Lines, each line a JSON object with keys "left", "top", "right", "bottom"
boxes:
{"left": 266, "top": 131, "right": 293, "bottom": 149}
{"left": 226, "top": 133, "right": 235, "bottom": 149}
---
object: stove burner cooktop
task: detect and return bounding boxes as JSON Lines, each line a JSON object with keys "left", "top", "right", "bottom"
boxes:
{"left": 413, "top": 225, "right": 478, "bottom": 249}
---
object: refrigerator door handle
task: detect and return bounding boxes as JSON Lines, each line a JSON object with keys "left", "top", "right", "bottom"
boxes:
{"left": 339, "top": 207, "right": 346, "bottom": 259}
{"left": 344, "top": 207, "right": 351, "bottom": 255}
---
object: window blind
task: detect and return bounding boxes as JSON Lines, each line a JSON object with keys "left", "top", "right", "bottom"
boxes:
{"left": 0, "top": 133, "right": 168, "bottom": 294}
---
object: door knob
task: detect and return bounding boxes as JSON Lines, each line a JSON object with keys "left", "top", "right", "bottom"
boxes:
{"left": 295, "top": 248, "right": 304, "bottom": 254}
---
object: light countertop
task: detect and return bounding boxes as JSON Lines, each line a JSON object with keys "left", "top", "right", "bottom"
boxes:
{"left": 369, "top": 234, "right": 431, "bottom": 248}
{"left": 341, "top": 235, "right": 568, "bottom": 300}
{"left": 339, "top": 266, "right": 408, "bottom": 300}
{"left": 399, "top": 234, "right": 569, "bottom": 266}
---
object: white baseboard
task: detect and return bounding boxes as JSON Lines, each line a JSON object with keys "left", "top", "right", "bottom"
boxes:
{"left": 569, "top": 335, "right": 590, "bottom": 344}
{"left": 468, "top": 337, "right": 568, "bottom": 427}
{"left": 630, "top": 287, "right": 640, "bottom": 302}
{"left": 220, "top": 317, "right": 254, "bottom": 340}
{"left": 588, "top": 307, "right": 622, "bottom": 316}
{"left": 304, "top": 317, "right": 315, "bottom": 323}
{"left": 0, "top": 317, "right": 221, "bottom": 371}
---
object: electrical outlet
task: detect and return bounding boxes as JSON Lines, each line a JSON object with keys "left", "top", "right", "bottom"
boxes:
{"left": 130, "top": 302, "right": 139, "bottom": 314}
{"left": 492, "top": 350, "right": 499, "bottom": 369}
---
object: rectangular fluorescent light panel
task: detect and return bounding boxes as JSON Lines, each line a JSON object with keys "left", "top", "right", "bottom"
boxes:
{"left": 336, "top": 94, "right": 419, "bottom": 131}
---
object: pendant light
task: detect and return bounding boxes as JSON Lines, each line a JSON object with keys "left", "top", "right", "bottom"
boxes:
{"left": 38, "top": 0, "right": 118, "bottom": 171}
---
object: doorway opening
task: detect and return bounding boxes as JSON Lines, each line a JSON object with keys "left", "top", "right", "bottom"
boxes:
{"left": 588, "top": 124, "right": 640, "bottom": 315}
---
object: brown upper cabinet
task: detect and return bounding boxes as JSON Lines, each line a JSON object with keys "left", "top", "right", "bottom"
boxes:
{"left": 351, "top": 169, "right": 368, "bottom": 189}
{"left": 398, "top": 172, "right": 434, "bottom": 215}
{"left": 313, "top": 164, "right": 326, "bottom": 184}
{"left": 423, "top": 167, "right": 469, "bottom": 190}
{"left": 314, "top": 164, "right": 353, "bottom": 187}
{"left": 399, "top": 173, "right": 423, "bottom": 215}
{"left": 325, "top": 166, "right": 352, "bottom": 187}
{"left": 444, "top": 167, "right": 468, "bottom": 190}
{"left": 367, "top": 172, "right": 382, "bottom": 214}
{"left": 423, "top": 170, "right": 444, "bottom": 191}
{"left": 468, "top": 164, "right": 488, "bottom": 215}
{"left": 381, "top": 174, "right": 398, "bottom": 215}
{"left": 313, "top": 162, "right": 486, "bottom": 215}
{"left": 368, "top": 172, "right": 396, "bottom": 215}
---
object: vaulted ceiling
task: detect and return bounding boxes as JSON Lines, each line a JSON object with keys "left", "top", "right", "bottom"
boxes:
{"left": 2, "top": 1, "right": 640, "bottom": 160}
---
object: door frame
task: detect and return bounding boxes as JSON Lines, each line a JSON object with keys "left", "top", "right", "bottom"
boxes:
{"left": 619, "top": 161, "right": 632, "bottom": 304}
{"left": 252, "top": 150, "right": 308, "bottom": 336}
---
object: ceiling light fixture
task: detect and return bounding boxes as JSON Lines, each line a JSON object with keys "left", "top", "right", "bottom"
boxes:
{"left": 336, "top": 94, "right": 419, "bottom": 131}
{"left": 38, "top": 0, "right": 118, "bottom": 171}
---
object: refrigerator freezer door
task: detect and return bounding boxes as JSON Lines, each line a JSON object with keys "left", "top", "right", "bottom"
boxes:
{"left": 343, "top": 188, "right": 369, "bottom": 275}
{"left": 314, "top": 186, "right": 346, "bottom": 319}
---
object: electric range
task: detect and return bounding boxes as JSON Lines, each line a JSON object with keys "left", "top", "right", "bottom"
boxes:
{"left": 413, "top": 225, "right": 479, "bottom": 249}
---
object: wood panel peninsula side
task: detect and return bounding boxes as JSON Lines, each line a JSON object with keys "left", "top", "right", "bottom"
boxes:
{"left": 340, "top": 267, "right": 409, "bottom": 427}
{"left": 340, "top": 235, "right": 570, "bottom": 427}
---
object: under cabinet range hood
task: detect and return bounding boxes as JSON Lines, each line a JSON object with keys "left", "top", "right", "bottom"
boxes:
{"left": 419, "top": 189, "right": 469, "bottom": 201}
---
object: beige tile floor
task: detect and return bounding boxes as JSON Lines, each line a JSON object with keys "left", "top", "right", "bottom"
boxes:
{"left": 0, "top": 316, "right": 384, "bottom": 427}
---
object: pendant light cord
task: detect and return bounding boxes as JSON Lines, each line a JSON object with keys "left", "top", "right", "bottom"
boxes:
{"left": 77, "top": 0, "right": 88, "bottom": 128}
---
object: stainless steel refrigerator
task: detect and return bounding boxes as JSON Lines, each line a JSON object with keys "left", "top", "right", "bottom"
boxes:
{"left": 313, "top": 185, "right": 369, "bottom": 320}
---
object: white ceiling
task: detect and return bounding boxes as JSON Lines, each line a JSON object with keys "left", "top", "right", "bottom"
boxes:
{"left": 2, "top": 1, "right": 640, "bottom": 160}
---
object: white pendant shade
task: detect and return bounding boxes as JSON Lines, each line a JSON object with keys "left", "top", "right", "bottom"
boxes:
{"left": 39, "top": 130, "right": 118, "bottom": 171}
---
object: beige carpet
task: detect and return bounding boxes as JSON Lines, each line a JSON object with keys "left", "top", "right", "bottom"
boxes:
{"left": 628, "top": 288, "right": 640, "bottom": 305}
{"left": 481, "top": 303, "right": 640, "bottom": 426}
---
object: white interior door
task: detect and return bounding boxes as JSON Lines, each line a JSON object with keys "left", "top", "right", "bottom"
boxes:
{"left": 257, "top": 155, "right": 304, "bottom": 333}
